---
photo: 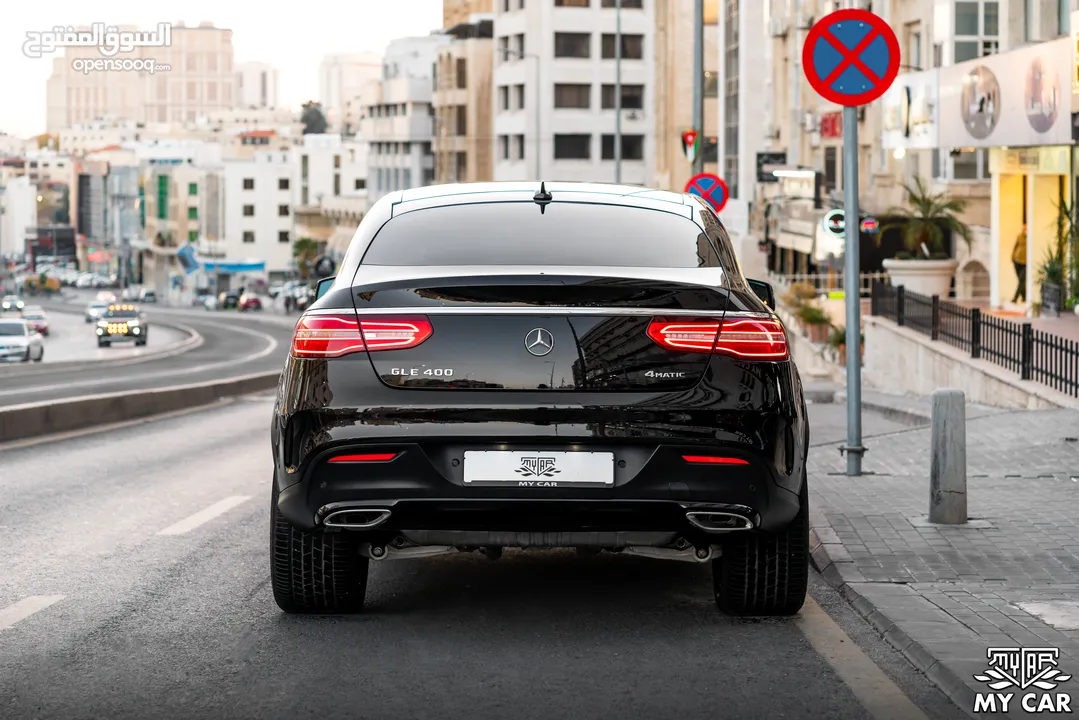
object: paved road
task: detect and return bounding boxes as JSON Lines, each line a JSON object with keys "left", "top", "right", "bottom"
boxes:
{"left": 0, "top": 304, "right": 296, "bottom": 407}
{"left": 0, "top": 307, "right": 187, "bottom": 365}
{"left": 0, "top": 398, "right": 968, "bottom": 720}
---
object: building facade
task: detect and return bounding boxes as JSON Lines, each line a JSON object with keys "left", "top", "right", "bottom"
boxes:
{"left": 492, "top": 0, "right": 656, "bottom": 184}
{"left": 221, "top": 150, "right": 297, "bottom": 279}
{"left": 434, "top": 15, "right": 495, "bottom": 183}
{"left": 235, "top": 62, "right": 280, "bottom": 109}
{"left": 319, "top": 52, "right": 384, "bottom": 128}
{"left": 445, "top": 0, "right": 495, "bottom": 27}
{"left": 0, "top": 176, "right": 37, "bottom": 258}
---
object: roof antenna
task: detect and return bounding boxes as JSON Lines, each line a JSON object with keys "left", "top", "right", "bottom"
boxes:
{"left": 533, "top": 181, "right": 552, "bottom": 214}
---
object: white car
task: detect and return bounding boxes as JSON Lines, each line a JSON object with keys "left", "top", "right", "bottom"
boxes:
{"left": 0, "top": 318, "right": 44, "bottom": 362}
{"left": 1, "top": 295, "right": 25, "bottom": 312}
{"left": 85, "top": 301, "right": 110, "bottom": 323}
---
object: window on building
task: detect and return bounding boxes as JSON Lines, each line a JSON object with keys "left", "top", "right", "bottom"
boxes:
{"left": 278, "top": 231, "right": 290, "bottom": 243}
{"left": 514, "top": 134, "right": 525, "bottom": 160}
{"left": 824, "top": 147, "right": 841, "bottom": 192}
{"left": 1060, "top": 0, "right": 1071, "bottom": 35}
{"left": 905, "top": 25, "right": 922, "bottom": 70}
{"left": 554, "top": 134, "right": 591, "bottom": 159}
{"left": 703, "top": 71, "right": 718, "bottom": 97}
{"left": 601, "top": 0, "right": 642, "bottom": 6}
{"left": 502, "top": 0, "right": 510, "bottom": 10}
{"left": 554, "top": 32, "right": 591, "bottom": 58}
{"left": 702, "top": 136, "right": 719, "bottom": 163}
{"left": 601, "top": 34, "right": 644, "bottom": 59}
{"left": 278, "top": 178, "right": 289, "bottom": 190}
{"left": 278, "top": 205, "right": 289, "bottom": 216}
{"left": 954, "top": 1, "right": 999, "bottom": 62}
{"left": 555, "top": 0, "right": 589, "bottom": 6}
{"left": 555, "top": 84, "right": 592, "bottom": 108}
{"left": 943, "top": 148, "right": 991, "bottom": 180}
{"left": 187, "top": 206, "right": 197, "bottom": 219}
{"left": 243, "top": 178, "right": 254, "bottom": 190}
{"left": 187, "top": 230, "right": 198, "bottom": 243}
{"left": 498, "top": 35, "right": 509, "bottom": 62}
{"left": 601, "top": 134, "right": 645, "bottom": 160}
{"left": 514, "top": 85, "right": 525, "bottom": 110}
{"left": 334, "top": 155, "right": 341, "bottom": 169}
{"left": 601, "top": 84, "right": 645, "bottom": 109}
{"left": 187, "top": 182, "right": 197, "bottom": 195}
{"left": 243, "top": 205, "right": 254, "bottom": 216}
{"left": 242, "top": 230, "right": 255, "bottom": 243}
{"left": 355, "top": 178, "right": 366, "bottom": 190}
{"left": 499, "top": 135, "right": 510, "bottom": 160}
{"left": 498, "top": 85, "right": 510, "bottom": 111}
{"left": 334, "top": 174, "right": 341, "bottom": 195}
{"left": 456, "top": 58, "right": 467, "bottom": 88}
{"left": 514, "top": 34, "right": 525, "bottom": 55}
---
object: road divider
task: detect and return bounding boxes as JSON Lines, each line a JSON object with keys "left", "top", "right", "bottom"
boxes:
{"left": 0, "top": 370, "right": 280, "bottom": 442}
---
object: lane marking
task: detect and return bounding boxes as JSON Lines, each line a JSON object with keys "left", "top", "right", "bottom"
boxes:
{"left": 0, "top": 319, "right": 279, "bottom": 397}
{"left": 157, "top": 496, "right": 252, "bottom": 536}
{"left": 797, "top": 595, "right": 930, "bottom": 720}
{"left": 0, "top": 595, "right": 65, "bottom": 630}
{"left": 0, "top": 398, "right": 238, "bottom": 452}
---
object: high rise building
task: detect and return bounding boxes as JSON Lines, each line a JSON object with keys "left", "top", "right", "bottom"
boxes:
{"left": 318, "top": 52, "right": 383, "bottom": 126}
{"left": 235, "top": 62, "right": 280, "bottom": 109}
{"left": 433, "top": 14, "right": 495, "bottom": 183}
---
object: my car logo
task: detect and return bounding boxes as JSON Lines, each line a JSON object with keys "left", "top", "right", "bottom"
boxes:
{"left": 524, "top": 328, "right": 554, "bottom": 357}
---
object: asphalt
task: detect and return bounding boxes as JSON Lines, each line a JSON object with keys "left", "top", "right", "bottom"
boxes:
{"left": 0, "top": 303, "right": 296, "bottom": 407}
{"left": 0, "top": 397, "right": 969, "bottom": 720}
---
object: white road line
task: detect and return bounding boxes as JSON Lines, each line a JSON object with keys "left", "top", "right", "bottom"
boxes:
{"left": 0, "top": 595, "right": 65, "bottom": 630}
{"left": 797, "top": 595, "right": 930, "bottom": 720}
{"left": 157, "top": 496, "right": 252, "bottom": 536}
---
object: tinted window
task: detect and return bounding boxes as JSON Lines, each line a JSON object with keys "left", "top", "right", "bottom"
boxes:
{"left": 363, "top": 202, "right": 722, "bottom": 268}
{"left": 0, "top": 322, "right": 26, "bottom": 336}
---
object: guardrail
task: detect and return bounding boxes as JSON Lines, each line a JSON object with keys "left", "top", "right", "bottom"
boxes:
{"left": 871, "top": 281, "right": 1079, "bottom": 398}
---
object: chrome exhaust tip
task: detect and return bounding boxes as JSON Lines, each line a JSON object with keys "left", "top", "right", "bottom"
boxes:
{"left": 686, "top": 511, "right": 755, "bottom": 533}
{"left": 323, "top": 508, "right": 392, "bottom": 530}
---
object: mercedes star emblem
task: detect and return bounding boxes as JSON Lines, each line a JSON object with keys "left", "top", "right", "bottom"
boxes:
{"left": 524, "top": 328, "right": 554, "bottom": 357}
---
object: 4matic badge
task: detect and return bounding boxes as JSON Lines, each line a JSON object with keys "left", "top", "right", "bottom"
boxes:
{"left": 645, "top": 370, "right": 686, "bottom": 378}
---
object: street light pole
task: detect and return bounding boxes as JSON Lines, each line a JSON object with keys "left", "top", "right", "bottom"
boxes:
{"left": 691, "top": 0, "right": 705, "bottom": 175}
{"left": 614, "top": 0, "right": 622, "bottom": 183}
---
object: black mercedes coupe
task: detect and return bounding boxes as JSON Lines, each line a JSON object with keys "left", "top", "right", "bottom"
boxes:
{"left": 270, "top": 182, "right": 810, "bottom": 616}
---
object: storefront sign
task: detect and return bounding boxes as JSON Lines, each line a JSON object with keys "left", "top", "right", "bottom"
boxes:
{"left": 820, "top": 112, "right": 843, "bottom": 139}
{"left": 989, "top": 145, "right": 1071, "bottom": 175}
{"left": 939, "top": 37, "right": 1071, "bottom": 148}
{"left": 881, "top": 70, "right": 939, "bottom": 149}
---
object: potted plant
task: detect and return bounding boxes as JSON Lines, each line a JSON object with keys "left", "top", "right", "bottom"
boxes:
{"left": 1037, "top": 251, "right": 1064, "bottom": 318}
{"left": 779, "top": 281, "right": 818, "bottom": 310}
{"left": 879, "top": 176, "right": 974, "bottom": 298}
{"left": 829, "top": 325, "right": 865, "bottom": 365}
{"left": 797, "top": 304, "right": 831, "bottom": 343}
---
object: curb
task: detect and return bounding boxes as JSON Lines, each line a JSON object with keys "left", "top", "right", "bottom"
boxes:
{"left": 0, "top": 370, "right": 281, "bottom": 442}
{"left": 808, "top": 521, "right": 980, "bottom": 720}
{"left": 834, "top": 393, "right": 932, "bottom": 428}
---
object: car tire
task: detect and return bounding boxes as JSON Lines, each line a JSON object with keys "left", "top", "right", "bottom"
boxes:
{"left": 713, "top": 473, "right": 809, "bottom": 617}
{"left": 98, "top": 339, "right": 109, "bottom": 348}
{"left": 21, "top": 349, "right": 30, "bottom": 363}
{"left": 33, "top": 350, "right": 43, "bottom": 362}
{"left": 270, "top": 482, "right": 369, "bottom": 614}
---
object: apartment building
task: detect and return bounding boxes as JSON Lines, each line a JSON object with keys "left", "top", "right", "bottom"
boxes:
{"left": 221, "top": 150, "right": 297, "bottom": 279}
{"left": 59, "top": 119, "right": 143, "bottom": 156}
{"left": 361, "top": 35, "right": 451, "bottom": 204}
{"left": 654, "top": 0, "right": 720, "bottom": 193}
{"left": 433, "top": 15, "right": 495, "bottom": 183}
{"left": 0, "top": 177, "right": 37, "bottom": 257}
{"left": 294, "top": 133, "right": 369, "bottom": 256}
{"left": 46, "top": 22, "right": 236, "bottom": 132}
{"left": 492, "top": 0, "right": 656, "bottom": 184}
{"left": 445, "top": 0, "right": 495, "bottom": 26}
{"left": 319, "top": 52, "right": 383, "bottom": 128}
{"left": 235, "top": 62, "right": 280, "bottom": 109}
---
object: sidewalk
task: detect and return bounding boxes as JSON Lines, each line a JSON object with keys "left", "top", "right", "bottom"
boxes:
{"left": 809, "top": 387, "right": 1079, "bottom": 718}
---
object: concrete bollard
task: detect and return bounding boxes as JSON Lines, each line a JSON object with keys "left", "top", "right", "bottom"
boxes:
{"left": 929, "top": 388, "right": 968, "bottom": 524}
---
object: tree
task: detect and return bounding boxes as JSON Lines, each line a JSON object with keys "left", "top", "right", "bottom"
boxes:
{"left": 301, "top": 101, "right": 328, "bottom": 135}
{"left": 881, "top": 176, "right": 974, "bottom": 259}
{"left": 293, "top": 237, "right": 319, "bottom": 279}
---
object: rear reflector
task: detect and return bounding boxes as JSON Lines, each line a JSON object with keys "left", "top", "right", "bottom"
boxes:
{"left": 646, "top": 317, "right": 788, "bottom": 360}
{"left": 682, "top": 455, "right": 750, "bottom": 465}
{"left": 328, "top": 453, "right": 399, "bottom": 463}
{"left": 291, "top": 314, "right": 433, "bottom": 358}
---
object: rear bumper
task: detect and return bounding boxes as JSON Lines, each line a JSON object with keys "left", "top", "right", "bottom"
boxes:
{"left": 275, "top": 440, "right": 803, "bottom": 538}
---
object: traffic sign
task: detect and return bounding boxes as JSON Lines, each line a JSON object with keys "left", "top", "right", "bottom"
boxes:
{"left": 823, "top": 209, "right": 845, "bottom": 235}
{"left": 684, "top": 173, "right": 729, "bottom": 213}
{"left": 860, "top": 217, "right": 880, "bottom": 234}
{"left": 802, "top": 9, "right": 900, "bottom": 107}
{"left": 681, "top": 130, "right": 699, "bottom": 164}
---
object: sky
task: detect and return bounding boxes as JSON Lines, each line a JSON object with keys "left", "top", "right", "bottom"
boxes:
{"left": 0, "top": 0, "right": 444, "bottom": 138}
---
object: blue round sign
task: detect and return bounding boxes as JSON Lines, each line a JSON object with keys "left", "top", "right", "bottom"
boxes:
{"left": 684, "top": 173, "right": 729, "bottom": 213}
{"left": 802, "top": 9, "right": 900, "bottom": 107}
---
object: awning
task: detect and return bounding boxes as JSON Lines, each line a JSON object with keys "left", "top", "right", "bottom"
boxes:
{"left": 202, "top": 261, "right": 266, "bottom": 273}
{"left": 327, "top": 226, "right": 356, "bottom": 254}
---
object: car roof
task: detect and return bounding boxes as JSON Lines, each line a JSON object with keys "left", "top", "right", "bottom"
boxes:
{"left": 391, "top": 181, "right": 697, "bottom": 218}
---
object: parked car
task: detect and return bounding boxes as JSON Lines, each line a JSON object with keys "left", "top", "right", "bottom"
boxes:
{"left": 139, "top": 288, "right": 157, "bottom": 303}
{"left": 0, "top": 318, "right": 44, "bottom": 362}
{"left": 21, "top": 308, "right": 49, "bottom": 336}
{"left": 239, "top": 294, "right": 263, "bottom": 311}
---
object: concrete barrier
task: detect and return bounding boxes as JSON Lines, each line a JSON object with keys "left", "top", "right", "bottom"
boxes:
{"left": 0, "top": 370, "right": 281, "bottom": 443}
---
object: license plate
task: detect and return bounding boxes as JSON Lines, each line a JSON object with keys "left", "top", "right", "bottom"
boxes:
{"left": 463, "top": 451, "right": 614, "bottom": 487}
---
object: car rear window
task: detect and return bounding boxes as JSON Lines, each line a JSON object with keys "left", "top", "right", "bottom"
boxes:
{"left": 361, "top": 202, "right": 722, "bottom": 268}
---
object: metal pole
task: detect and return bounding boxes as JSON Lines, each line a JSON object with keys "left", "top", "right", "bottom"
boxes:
{"left": 929, "top": 389, "right": 967, "bottom": 524}
{"left": 842, "top": 104, "right": 864, "bottom": 475}
{"left": 534, "top": 56, "right": 541, "bottom": 180}
{"left": 614, "top": 0, "right": 622, "bottom": 183}
{"left": 692, "top": 0, "right": 704, "bottom": 175}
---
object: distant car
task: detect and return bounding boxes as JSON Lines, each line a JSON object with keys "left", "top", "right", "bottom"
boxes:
{"left": 85, "top": 301, "right": 109, "bottom": 323}
{"left": 95, "top": 303, "right": 149, "bottom": 347}
{"left": 0, "top": 318, "right": 44, "bottom": 362}
{"left": 121, "top": 287, "right": 139, "bottom": 301}
{"left": 139, "top": 289, "right": 157, "bottom": 303}
{"left": 96, "top": 291, "right": 117, "bottom": 303}
{"left": 21, "top": 309, "right": 49, "bottom": 336}
{"left": 1, "top": 295, "right": 25, "bottom": 312}
{"left": 239, "top": 294, "right": 262, "bottom": 311}
{"left": 219, "top": 292, "right": 240, "bottom": 310}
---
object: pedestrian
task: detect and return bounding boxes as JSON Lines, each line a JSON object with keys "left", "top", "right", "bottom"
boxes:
{"left": 1011, "top": 225, "right": 1027, "bottom": 303}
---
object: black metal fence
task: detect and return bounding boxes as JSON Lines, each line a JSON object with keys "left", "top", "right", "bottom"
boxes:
{"left": 870, "top": 281, "right": 1079, "bottom": 397}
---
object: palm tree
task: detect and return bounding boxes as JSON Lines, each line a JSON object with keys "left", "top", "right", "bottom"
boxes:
{"left": 881, "top": 176, "right": 974, "bottom": 259}
{"left": 292, "top": 237, "right": 319, "bottom": 280}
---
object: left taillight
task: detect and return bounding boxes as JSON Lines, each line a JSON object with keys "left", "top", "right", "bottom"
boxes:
{"left": 646, "top": 316, "right": 788, "bottom": 361}
{"left": 291, "top": 313, "right": 433, "bottom": 359}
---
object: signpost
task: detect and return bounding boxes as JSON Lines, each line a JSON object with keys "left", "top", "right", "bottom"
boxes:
{"left": 822, "top": 209, "right": 880, "bottom": 236}
{"left": 684, "top": 172, "right": 729, "bottom": 213}
{"left": 681, "top": 130, "right": 699, "bottom": 164}
{"left": 803, "top": 7, "right": 899, "bottom": 477}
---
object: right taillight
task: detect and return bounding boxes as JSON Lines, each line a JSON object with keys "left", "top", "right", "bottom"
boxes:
{"left": 291, "top": 313, "right": 433, "bottom": 358}
{"left": 646, "top": 317, "right": 788, "bottom": 361}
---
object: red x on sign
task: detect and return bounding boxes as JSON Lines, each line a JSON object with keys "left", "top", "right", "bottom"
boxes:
{"left": 803, "top": 9, "right": 900, "bottom": 107}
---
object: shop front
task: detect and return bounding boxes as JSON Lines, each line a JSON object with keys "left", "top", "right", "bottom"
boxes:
{"left": 938, "top": 36, "right": 1073, "bottom": 311}
{"left": 880, "top": 69, "right": 939, "bottom": 188}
